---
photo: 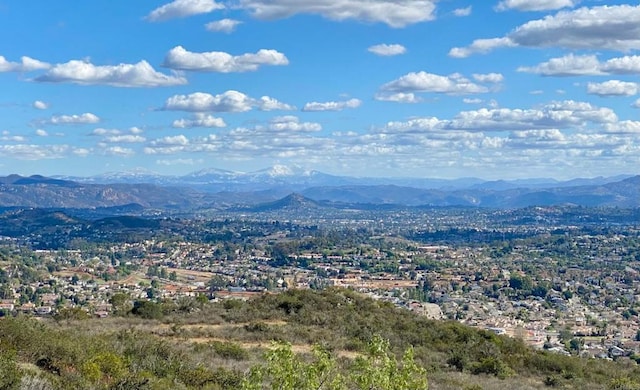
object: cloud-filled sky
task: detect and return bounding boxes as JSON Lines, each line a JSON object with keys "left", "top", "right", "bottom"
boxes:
{"left": 1, "top": 0, "right": 639, "bottom": 179}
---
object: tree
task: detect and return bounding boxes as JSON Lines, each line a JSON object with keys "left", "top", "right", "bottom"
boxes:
{"left": 109, "top": 293, "right": 132, "bottom": 315}
{"left": 242, "top": 335, "right": 428, "bottom": 389}
{"left": 351, "top": 335, "right": 428, "bottom": 390}
{"left": 242, "top": 341, "right": 343, "bottom": 390}
{"left": 0, "top": 350, "right": 22, "bottom": 390}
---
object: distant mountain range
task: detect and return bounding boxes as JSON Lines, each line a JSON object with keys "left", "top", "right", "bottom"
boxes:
{"left": 0, "top": 167, "right": 635, "bottom": 211}
{"left": 55, "top": 165, "right": 633, "bottom": 192}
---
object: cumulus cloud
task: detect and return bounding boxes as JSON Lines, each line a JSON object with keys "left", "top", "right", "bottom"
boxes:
{"left": 518, "top": 54, "right": 601, "bottom": 76}
{"left": 49, "top": 113, "right": 100, "bottom": 125}
{"left": 36, "top": 60, "right": 187, "bottom": 87}
{"left": 35, "top": 129, "right": 48, "bottom": 137}
{"left": 103, "top": 135, "right": 147, "bottom": 143}
{"left": 302, "top": 98, "right": 362, "bottom": 112}
{"left": 32, "top": 100, "right": 49, "bottom": 110}
{"left": 495, "top": 0, "right": 579, "bottom": 12}
{"left": 449, "top": 38, "right": 515, "bottom": 58}
{"left": 91, "top": 128, "right": 120, "bottom": 136}
{"left": 601, "top": 56, "right": 640, "bottom": 75}
{"left": 151, "top": 135, "right": 190, "bottom": 146}
{"left": 163, "top": 46, "right": 288, "bottom": 72}
{"left": 604, "top": 121, "right": 640, "bottom": 134}
{"left": 453, "top": 6, "right": 472, "bottom": 16}
{"left": 379, "top": 100, "right": 618, "bottom": 134}
{"left": 163, "top": 91, "right": 294, "bottom": 112}
{"left": 236, "top": 0, "right": 437, "bottom": 28}
{"left": 587, "top": 80, "right": 639, "bottom": 97}
{"left": 173, "top": 113, "right": 226, "bottom": 128}
{"left": 258, "top": 96, "right": 296, "bottom": 111}
{"left": 367, "top": 44, "right": 406, "bottom": 56}
{"left": 146, "top": 0, "right": 224, "bottom": 22}
{"left": 0, "top": 144, "right": 72, "bottom": 160}
{"left": 472, "top": 73, "right": 504, "bottom": 83}
{"left": 518, "top": 54, "right": 640, "bottom": 76}
{"left": 0, "top": 55, "right": 50, "bottom": 72}
{"left": 445, "top": 100, "right": 617, "bottom": 130}
{"left": 157, "top": 158, "right": 202, "bottom": 166}
{"left": 380, "top": 71, "right": 488, "bottom": 95}
{"left": 101, "top": 146, "right": 135, "bottom": 157}
{"left": 374, "top": 92, "right": 421, "bottom": 103}
{"left": 268, "top": 116, "right": 322, "bottom": 132}
{"left": 164, "top": 91, "right": 247, "bottom": 112}
{"left": 205, "top": 18, "right": 242, "bottom": 33}
{"left": 450, "top": 5, "right": 640, "bottom": 57}
{"left": 0, "top": 134, "right": 27, "bottom": 142}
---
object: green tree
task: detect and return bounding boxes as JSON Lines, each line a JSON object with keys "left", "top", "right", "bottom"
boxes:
{"left": 0, "top": 350, "right": 22, "bottom": 390}
{"left": 242, "top": 335, "right": 428, "bottom": 390}
{"left": 242, "top": 341, "right": 344, "bottom": 390}
{"left": 350, "top": 335, "right": 428, "bottom": 390}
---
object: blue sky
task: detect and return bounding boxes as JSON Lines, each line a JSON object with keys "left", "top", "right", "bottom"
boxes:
{"left": 1, "top": 0, "right": 639, "bottom": 179}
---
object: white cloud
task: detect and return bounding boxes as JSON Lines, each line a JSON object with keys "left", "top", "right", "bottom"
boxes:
{"left": 587, "top": 80, "right": 639, "bottom": 97}
{"left": 151, "top": 135, "right": 190, "bottom": 146}
{"left": 463, "top": 98, "right": 483, "bottom": 104}
{"left": 0, "top": 144, "right": 71, "bottom": 160}
{"left": 519, "top": 54, "right": 640, "bottom": 76}
{"left": 205, "top": 18, "right": 242, "bottom": 33}
{"left": 165, "top": 91, "right": 250, "bottom": 112}
{"left": 49, "top": 113, "right": 100, "bottom": 125}
{"left": 237, "top": 0, "right": 437, "bottom": 28}
{"left": 91, "top": 128, "right": 120, "bottom": 136}
{"left": 35, "top": 129, "right": 48, "bottom": 137}
{"left": 451, "top": 5, "right": 640, "bottom": 57}
{"left": 103, "top": 135, "right": 147, "bottom": 143}
{"left": 102, "top": 146, "right": 135, "bottom": 157}
{"left": 268, "top": 116, "right": 322, "bottom": 132}
{"left": 633, "top": 99, "right": 640, "bottom": 108}
{"left": 367, "top": 44, "right": 406, "bottom": 56}
{"left": 383, "top": 117, "right": 442, "bottom": 133}
{"left": 36, "top": 60, "right": 186, "bottom": 87}
{"left": 143, "top": 146, "right": 187, "bottom": 155}
{"left": 157, "top": 158, "right": 202, "bottom": 166}
{"left": 380, "top": 71, "right": 488, "bottom": 95}
{"left": 172, "top": 113, "right": 226, "bottom": 128}
{"left": 374, "top": 92, "right": 421, "bottom": 103}
{"left": 163, "top": 91, "right": 295, "bottom": 112}
{"left": 0, "top": 135, "right": 27, "bottom": 142}
{"left": 518, "top": 54, "right": 602, "bottom": 76}
{"left": 449, "top": 38, "right": 515, "bottom": 58}
{"left": 258, "top": 96, "right": 296, "bottom": 111}
{"left": 453, "top": 6, "right": 472, "bottom": 16}
{"left": 302, "top": 98, "right": 362, "bottom": 112}
{"left": 379, "top": 100, "right": 618, "bottom": 134}
{"left": 600, "top": 56, "right": 640, "bottom": 75}
{"left": 73, "top": 148, "right": 91, "bottom": 157}
{"left": 472, "top": 73, "right": 504, "bottom": 83}
{"left": 446, "top": 100, "right": 617, "bottom": 130}
{"left": 163, "top": 46, "right": 288, "bottom": 73}
{"left": 604, "top": 120, "right": 640, "bottom": 134}
{"left": 0, "top": 55, "right": 50, "bottom": 72}
{"left": 32, "top": 100, "right": 49, "bottom": 110}
{"left": 495, "top": 0, "right": 579, "bottom": 12}
{"left": 146, "top": 0, "right": 224, "bottom": 22}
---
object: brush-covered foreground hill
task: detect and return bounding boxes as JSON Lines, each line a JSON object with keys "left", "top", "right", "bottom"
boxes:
{"left": 2, "top": 289, "right": 640, "bottom": 389}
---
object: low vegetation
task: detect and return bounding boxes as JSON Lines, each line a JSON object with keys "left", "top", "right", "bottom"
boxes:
{"left": 2, "top": 288, "right": 640, "bottom": 389}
